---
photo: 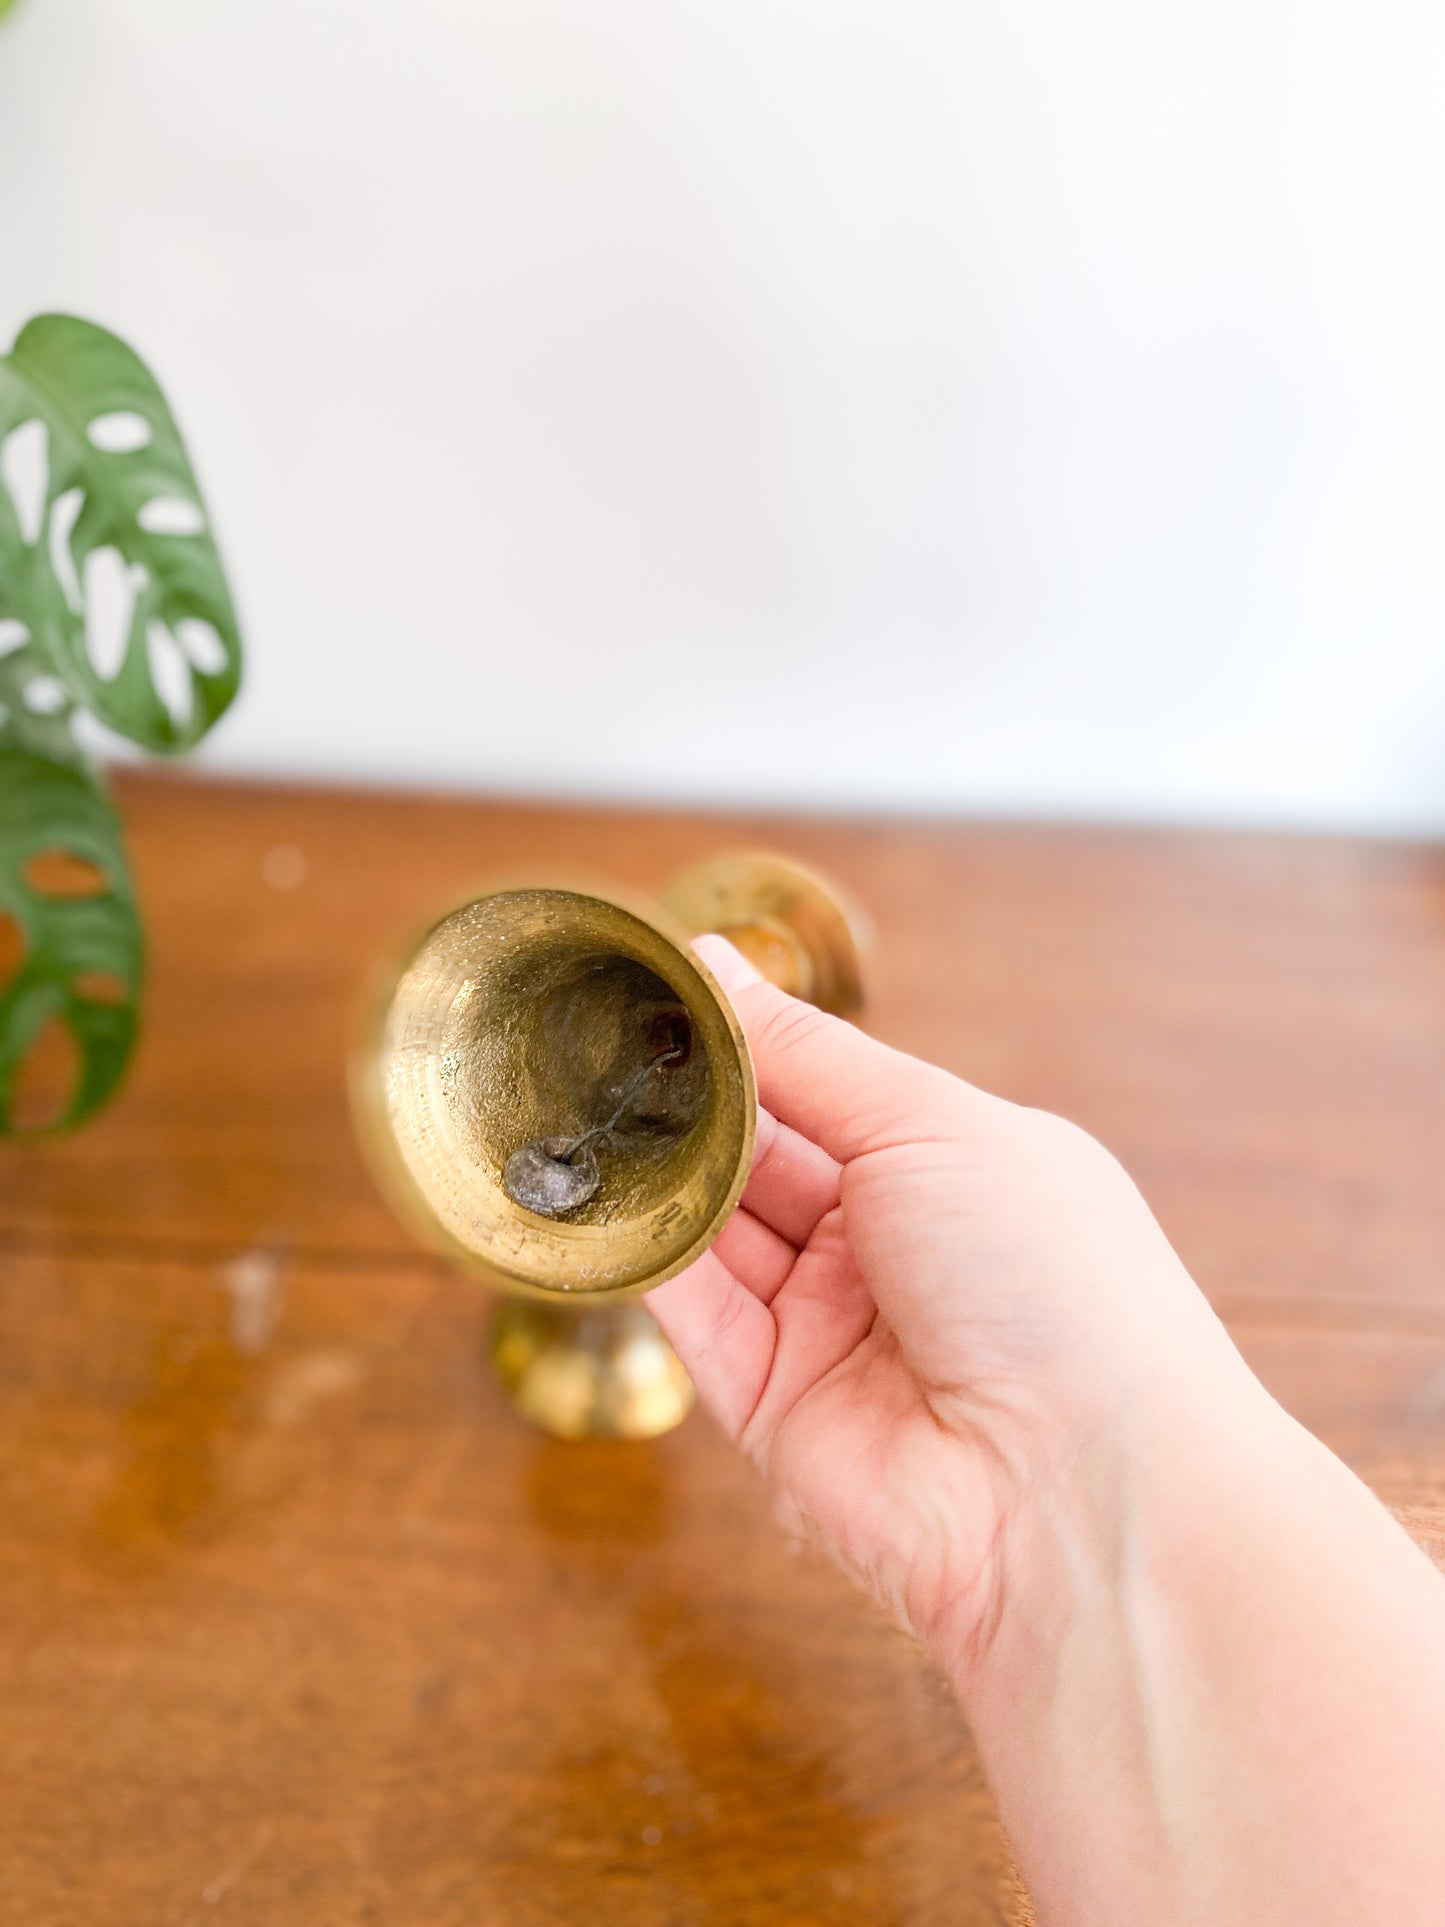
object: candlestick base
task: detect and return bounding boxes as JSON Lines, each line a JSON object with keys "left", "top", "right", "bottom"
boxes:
{"left": 491, "top": 1299, "right": 695, "bottom": 1440}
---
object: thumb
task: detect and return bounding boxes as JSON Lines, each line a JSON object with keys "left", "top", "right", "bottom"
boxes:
{"left": 693, "top": 933, "right": 980, "bottom": 1165}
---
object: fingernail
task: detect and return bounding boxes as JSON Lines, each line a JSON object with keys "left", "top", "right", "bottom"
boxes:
{"left": 692, "top": 932, "right": 766, "bottom": 991}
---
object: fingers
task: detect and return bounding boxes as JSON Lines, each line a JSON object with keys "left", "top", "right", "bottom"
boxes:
{"left": 647, "top": 1249, "right": 776, "bottom": 1440}
{"left": 651, "top": 1215, "right": 877, "bottom": 1456}
{"left": 711, "top": 1203, "right": 796, "bottom": 1304}
{"left": 695, "top": 933, "right": 983, "bottom": 1165}
{"left": 744, "top": 1211, "right": 878, "bottom": 1446}
{"left": 741, "top": 1104, "right": 841, "bottom": 1248}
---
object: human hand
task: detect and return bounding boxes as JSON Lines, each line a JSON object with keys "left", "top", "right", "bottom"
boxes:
{"left": 652, "top": 937, "right": 1445, "bottom": 1925}
{"left": 649, "top": 934, "right": 1264, "bottom": 1677}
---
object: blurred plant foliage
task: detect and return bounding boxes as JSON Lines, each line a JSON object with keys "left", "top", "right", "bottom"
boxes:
{"left": 0, "top": 315, "right": 243, "bottom": 1131}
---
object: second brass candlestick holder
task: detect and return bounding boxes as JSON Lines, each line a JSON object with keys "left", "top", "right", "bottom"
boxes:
{"left": 352, "top": 852, "right": 867, "bottom": 1439}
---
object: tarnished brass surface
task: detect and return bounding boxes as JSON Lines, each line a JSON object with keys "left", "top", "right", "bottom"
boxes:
{"left": 659, "top": 851, "right": 870, "bottom": 1015}
{"left": 353, "top": 886, "right": 756, "bottom": 1301}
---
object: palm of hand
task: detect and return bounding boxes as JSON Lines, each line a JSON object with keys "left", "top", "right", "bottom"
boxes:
{"left": 649, "top": 938, "right": 1199, "bottom": 1658}
{"left": 649, "top": 947, "right": 1038, "bottom": 1652}
{"left": 738, "top": 1178, "right": 1010, "bottom": 1651}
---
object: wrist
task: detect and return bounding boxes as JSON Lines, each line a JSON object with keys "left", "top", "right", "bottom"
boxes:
{"left": 938, "top": 1334, "right": 1287, "bottom": 1715}
{"left": 930, "top": 1349, "right": 1297, "bottom": 1924}
{"left": 939, "top": 1339, "right": 1445, "bottom": 1927}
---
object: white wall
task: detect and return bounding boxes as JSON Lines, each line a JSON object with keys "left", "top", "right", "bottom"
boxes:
{"left": 3, "top": 0, "right": 1445, "bottom": 830}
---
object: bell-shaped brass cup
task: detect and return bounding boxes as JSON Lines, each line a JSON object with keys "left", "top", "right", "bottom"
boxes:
{"left": 352, "top": 854, "right": 867, "bottom": 1438}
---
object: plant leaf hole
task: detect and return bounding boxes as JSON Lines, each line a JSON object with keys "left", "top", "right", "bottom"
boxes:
{"left": 23, "top": 848, "right": 107, "bottom": 899}
{"left": 87, "top": 412, "right": 153, "bottom": 454}
{"left": 8, "top": 1016, "right": 79, "bottom": 1132}
{"left": 0, "top": 913, "right": 24, "bottom": 992}
{"left": 137, "top": 496, "right": 205, "bottom": 537}
{"left": 84, "top": 547, "right": 143, "bottom": 681}
{"left": 176, "top": 618, "right": 228, "bottom": 677}
{"left": 23, "top": 676, "right": 68, "bottom": 716}
{"left": 146, "top": 621, "right": 193, "bottom": 729}
{"left": 0, "top": 420, "right": 48, "bottom": 545}
{"left": 72, "top": 969, "right": 128, "bottom": 1006}
{"left": 47, "top": 488, "right": 85, "bottom": 612}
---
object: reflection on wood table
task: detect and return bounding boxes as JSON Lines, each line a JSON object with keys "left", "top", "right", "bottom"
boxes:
{"left": 1, "top": 772, "right": 1443, "bottom": 1925}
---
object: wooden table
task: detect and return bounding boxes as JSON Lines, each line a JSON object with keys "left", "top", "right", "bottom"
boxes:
{"left": 3, "top": 773, "right": 1444, "bottom": 1926}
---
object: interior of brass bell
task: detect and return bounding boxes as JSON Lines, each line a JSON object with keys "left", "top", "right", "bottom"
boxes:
{"left": 354, "top": 886, "right": 757, "bottom": 1299}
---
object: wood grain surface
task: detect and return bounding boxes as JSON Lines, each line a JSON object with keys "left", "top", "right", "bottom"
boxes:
{"left": 2, "top": 771, "right": 1444, "bottom": 1925}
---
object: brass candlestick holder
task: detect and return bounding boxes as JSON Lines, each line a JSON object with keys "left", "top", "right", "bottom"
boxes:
{"left": 351, "top": 852, "right": 867, "bottom": 1439}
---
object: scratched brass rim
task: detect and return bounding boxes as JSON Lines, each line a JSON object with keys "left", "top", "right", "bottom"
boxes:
{"left": 351, "top": 885, "right": 757, "bottom": 1300}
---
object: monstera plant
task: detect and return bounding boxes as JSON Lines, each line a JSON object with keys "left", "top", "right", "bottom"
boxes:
{"left": 0, "top": 314, "right": 243, "bottom": 1132}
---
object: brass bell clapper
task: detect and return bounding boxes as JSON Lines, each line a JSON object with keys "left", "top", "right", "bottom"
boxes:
{"left": 351, "top": 853, "right": 868, "bottom": 1440}
{"left": 502, "top": 1040, "right": 687, "bottom": 1218}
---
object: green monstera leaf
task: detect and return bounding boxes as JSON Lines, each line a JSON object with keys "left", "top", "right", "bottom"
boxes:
{"left": 0, "top": 313, "right": 241, "bottom": 753}
{"left": 0, "top": 630, "right": 82, "bottom": 770}
{"left": 0, "top": 314, "right": 242, "bottom": 1135}
{"left": 0, "top": 751, "right": 142, "bottom": 1131}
